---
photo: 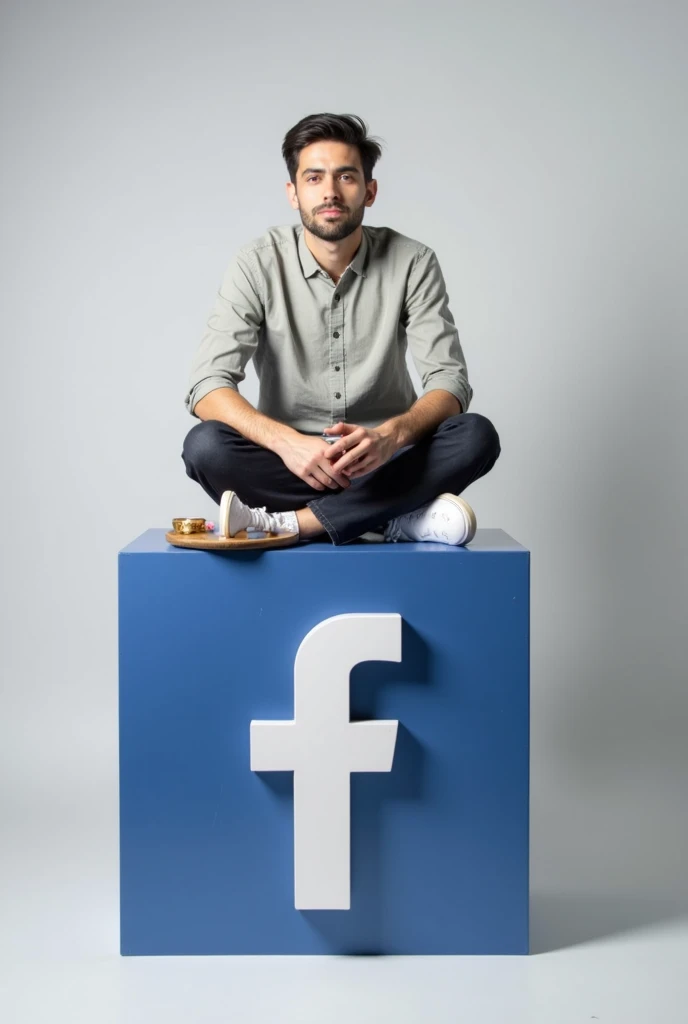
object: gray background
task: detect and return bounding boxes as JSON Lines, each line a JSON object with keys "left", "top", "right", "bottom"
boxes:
{"left": 2, "top": 0, "right": 687, "bottom": 1020}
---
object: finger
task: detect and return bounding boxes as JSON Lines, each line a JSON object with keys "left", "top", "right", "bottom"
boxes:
{"left": 345, "top": 449, "right": 377, "bottom": 475}
{"left": 306, "top": 474, "right": 326, "bottom": 490}
{"left": 318, "top": 462, "right": 350, "bottom": 488}
{"left": 323, "top": 422, "right": 354, "bottom": 437}
{"left": 323, "top": 423, "right": 350, "bottom": 440}
{"left": 324, "top": 438, "right": 355, "bottom": 461}
{"left": 324, "top": 428, "right": 364, "bottom": 460}
{"left": 344, "top": 456, "right": 367, "bottom": 476}
{"left": 336, "top": 438, "right": 371, "bottom": 474}
{"left": 332, "top": 447, "right": 362, "bottom": 473}
{"left": 347, "top": 458, "right": 376, "bottom": 479}
{"left": 311, "top": 466, "right": 339, "bottom": 489}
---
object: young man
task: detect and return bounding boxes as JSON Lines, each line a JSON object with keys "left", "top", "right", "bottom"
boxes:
{"left": 182, "top": 113, "right": 501, "bottom": 546}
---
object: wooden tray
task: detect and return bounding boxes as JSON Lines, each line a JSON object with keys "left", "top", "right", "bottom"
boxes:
{"left": 165, "top": 529, "right": 299, "bottom": 551}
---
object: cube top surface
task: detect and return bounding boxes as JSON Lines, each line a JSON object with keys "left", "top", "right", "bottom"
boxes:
{"left": 120, "top": 527, "right": 528, "bottom": 556}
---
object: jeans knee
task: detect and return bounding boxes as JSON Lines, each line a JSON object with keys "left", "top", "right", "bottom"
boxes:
{"left": 181, "top": 420, "right": 227, "bottom": 478}
{"left": 462, "top": 412, "right": 501, "bottom": 460}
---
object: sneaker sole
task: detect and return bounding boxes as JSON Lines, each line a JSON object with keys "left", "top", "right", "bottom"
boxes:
{"left": 436, "top": 493, "right": 477, "bottom": 544}
{"left": 219, "top": 490, "right": 235, "bottom": 538}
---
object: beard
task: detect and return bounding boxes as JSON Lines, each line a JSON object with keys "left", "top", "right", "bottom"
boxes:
{"left": 298, "top": 199, "right": 366, "bottom": 242}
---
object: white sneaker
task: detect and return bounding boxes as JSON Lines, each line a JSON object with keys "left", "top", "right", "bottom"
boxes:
{"left": 384, "top": 493, "right": 477, "bottom": 546}
{"left": 219, "top": 490, "right": 297, "bottom": 538}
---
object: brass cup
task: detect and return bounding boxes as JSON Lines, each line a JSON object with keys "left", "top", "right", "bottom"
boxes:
{"left": 172, "top": 517, "right": 207, "bottom": 535}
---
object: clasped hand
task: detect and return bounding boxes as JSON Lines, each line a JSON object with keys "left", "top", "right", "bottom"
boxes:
{"left": 322, "top": 422, "right": 398, "bottom": 480}
{"left": 279, "top": 423, "right": 398, "bottom": 491}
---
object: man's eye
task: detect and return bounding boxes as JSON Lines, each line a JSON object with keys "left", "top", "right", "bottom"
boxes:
{"left": 307, "top": 175, "right": 351, "bottom": 182}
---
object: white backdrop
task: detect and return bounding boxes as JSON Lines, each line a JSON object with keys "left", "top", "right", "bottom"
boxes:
{"left": 2, "top": 0, "right": 687, "bottom": 1007}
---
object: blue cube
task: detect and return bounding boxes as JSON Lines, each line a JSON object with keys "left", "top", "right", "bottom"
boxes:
{"left": 118, "top": 529, "right": 530, "bottom": 955}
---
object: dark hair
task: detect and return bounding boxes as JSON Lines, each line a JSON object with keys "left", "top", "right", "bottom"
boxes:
{"left": 282, "top": 113, "right": 384, "bottom": 185}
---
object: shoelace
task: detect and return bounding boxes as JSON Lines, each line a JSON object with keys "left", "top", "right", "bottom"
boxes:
{"left": 250, "top": 505, "right": 280, "bottom": 532}
{"left": 384, "top": 507, "right": 427, "bottom": 543}
{"left": 384, "top": 517, "right": 403, "bottom": 543}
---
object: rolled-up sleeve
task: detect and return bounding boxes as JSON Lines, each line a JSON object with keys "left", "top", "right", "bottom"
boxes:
{"left": 403, "top": 247, "right": 473, "bottom": 414}
{"left": 184, "top": 250, "right": 264, "bottom": 418}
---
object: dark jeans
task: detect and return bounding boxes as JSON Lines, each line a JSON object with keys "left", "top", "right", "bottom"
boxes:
{"left": 181, "top": 412, "right": 501, "bottom": 545}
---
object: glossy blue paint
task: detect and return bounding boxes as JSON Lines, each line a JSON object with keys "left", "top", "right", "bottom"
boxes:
{"left": 119, "top": 529, "right": 530, "bottom": 954}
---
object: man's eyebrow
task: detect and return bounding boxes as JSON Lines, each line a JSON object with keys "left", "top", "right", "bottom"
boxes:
{"left": 300, "top": 165, "right": 361, "bottom": 177}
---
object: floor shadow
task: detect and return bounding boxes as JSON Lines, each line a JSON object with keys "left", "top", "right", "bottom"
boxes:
{"left": 530, "top": 890, "right": 688, "bottom": 953}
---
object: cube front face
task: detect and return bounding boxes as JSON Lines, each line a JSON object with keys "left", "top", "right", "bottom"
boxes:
{"left": 118, "top": 533, "right": 529, "bottom": 955}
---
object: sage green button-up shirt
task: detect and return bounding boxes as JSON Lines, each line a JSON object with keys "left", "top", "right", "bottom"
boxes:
{"left": 184, "top": 222, "right": 473, "bottom": 434}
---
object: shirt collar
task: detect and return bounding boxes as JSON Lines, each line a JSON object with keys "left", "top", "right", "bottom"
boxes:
{"left": 297, "top": 223, "right": 368, "bottom": 280}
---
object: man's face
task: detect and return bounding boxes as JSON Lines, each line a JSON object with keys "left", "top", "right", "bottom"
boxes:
{"left": 288, "top": 140, "right": 376, "bottom": 242}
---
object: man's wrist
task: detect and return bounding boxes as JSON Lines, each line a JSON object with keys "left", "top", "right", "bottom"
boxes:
{"left": 378, "top": 418, "right": 406, "bottom": 451}
{"left": 270, "top": 425, "right": 302, "bottom": 457}
{"left": 380, "top": 392, "right": 463, "bottom": 450}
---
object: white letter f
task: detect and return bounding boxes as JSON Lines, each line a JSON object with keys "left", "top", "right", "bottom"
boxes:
{"left": 250, "top": 613, "right": 401, "bottom": 910}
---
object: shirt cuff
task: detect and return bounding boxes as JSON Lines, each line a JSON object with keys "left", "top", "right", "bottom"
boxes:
{"left": 422, "top": 376, "right": 473, "bottom": 414}
{"left": 185, "top": 378, "right": 238, "bottom": 418}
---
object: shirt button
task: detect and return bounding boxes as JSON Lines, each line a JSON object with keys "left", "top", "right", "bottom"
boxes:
{"left": 334, "top": 294, "right": 340, "bottom": 301}
{"left": 335, "top": 365, "right": 341, "bottom": 371}
{"left": 333, "top": 331, "right": 340, "bottom": 338}
{"left": 335, "top": 392, "right": 341, "bottom": 399}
